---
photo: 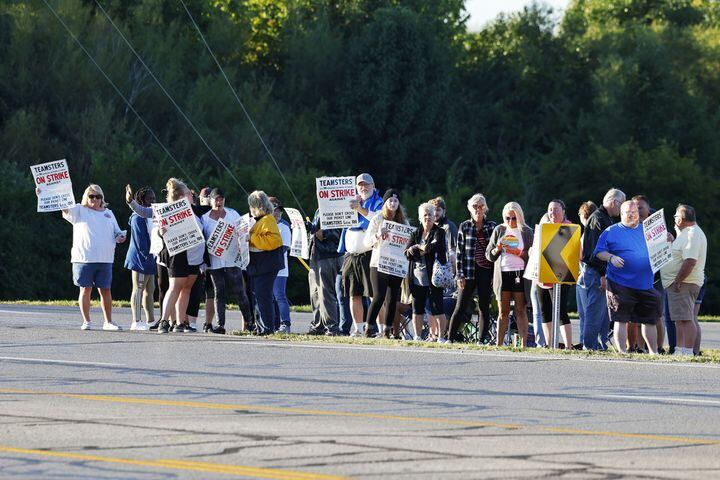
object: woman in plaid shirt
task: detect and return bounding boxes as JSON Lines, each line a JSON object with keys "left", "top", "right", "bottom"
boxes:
{"left": 447, "top": 194, "right": 497, "bottom": 343}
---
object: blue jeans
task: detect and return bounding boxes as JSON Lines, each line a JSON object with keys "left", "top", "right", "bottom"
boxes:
{"left": 530, "top": 281, "right": 546, "bottom": 347}
{"left": 579, "top": 266, "right": 609, "bottom": 350}
{"left": 273, "top": 276, "right": 291, "bottom": 326}
{"left": 576, "top": 263, "right": 589, "bottom": 345}
{"left": 251, "top": 271, "right": 279, "bottom": 334}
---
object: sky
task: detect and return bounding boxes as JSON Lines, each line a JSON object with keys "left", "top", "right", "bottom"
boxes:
{"left": 465, "top": 0, "right": 570, "bottom": 31}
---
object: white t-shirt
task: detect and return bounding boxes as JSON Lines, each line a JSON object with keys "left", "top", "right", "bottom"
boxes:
{"left": 63, "top": 204, "right": 122, "bottom": 264}
{"left": 202, "top": 208, "right": 241, "bottom": 270}
{"left": 345, "top": 228, "right": 370, "bottom": 254}
{"left": 500, "top": 227, "right": 525, "bottom": 272}
{"left": 277, "top": 221, "right": 292, "bottom": 277}
{"left": 661, "top": 224, "right": 707, "bottom": 288}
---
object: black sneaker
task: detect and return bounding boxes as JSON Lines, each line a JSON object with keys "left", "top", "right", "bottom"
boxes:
{"left": 158, "top": 320, "right": 170, "bottom": 334}
{"left": 307, "top": 328, "right": 325, "bottom": 336}
{"left": 148, "top": 320, "right": 160, "bottom": 331}
{"left": 185, "top": 324, "right": 197, "bottom": 333}
{"left": 211, "top": 325, "right": 226, "bottom": 334}
{"left": 203, "top": 323, "right": 213, "bottom": 333}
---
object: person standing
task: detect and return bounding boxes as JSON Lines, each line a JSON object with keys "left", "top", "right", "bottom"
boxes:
{"left": 593, "top": 201, "right": 660, "bottom": 354}
{"left": 447, "top": 194, "right": 496, "bottom": 343}
{"left": 269, "top": 197, "right": 293, "bottom": 333}
{"left": 576, "top": 201, "right": 597, "bottom": 348}
{"left": 247, "top": 191, "right": 284, "bottom": 335}
{"left": 578, "top": 188, "right": 626, "bottom": 350}
{"left": 338, "top": 173, "right": 383, "bottom": 337}
{"left": 661, "top": 205, "right": 707, "bottom": 356}
{"left": 307, "top": 208, "right": 344, "bottom": 336}
{"left": 53, "top": 184, "right": 126, "bottom": 330}
{"left": 123, "top": 186, "right": 156, "bottom": 330}
{"left": 486, "top": 202, "right": 533, "bottom": 348}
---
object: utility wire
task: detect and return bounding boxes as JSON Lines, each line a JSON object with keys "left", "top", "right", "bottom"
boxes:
{"left": 93, "top": 0, "right": 249, "bottom": 195}
{"left": 41, "top": 0, "right": 200, "bottom": 191}
{"left": 179, "top": 0, "right": 307, "bottom": 217}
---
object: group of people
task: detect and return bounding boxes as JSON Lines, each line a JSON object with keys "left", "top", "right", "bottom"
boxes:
{"left": 45, "top": 174, "right": 707, "bottom": 355}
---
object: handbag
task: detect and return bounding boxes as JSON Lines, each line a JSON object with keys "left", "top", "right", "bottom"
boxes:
{"left": 431, "top": 259, "right": 454, "bottom": 289}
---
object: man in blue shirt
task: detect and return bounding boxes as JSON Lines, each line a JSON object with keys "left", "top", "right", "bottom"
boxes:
{"left": 338, "top": 173, "right": 384, "bottom": 337}
{"left": 593, "top": 201, "right": 660, "bottom": 354}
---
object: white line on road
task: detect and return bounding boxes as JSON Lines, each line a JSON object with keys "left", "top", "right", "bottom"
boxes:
{"left": 0, "top": 310, "right": 38, "bottom": 315}
{"left": 599, "top": 394, "right": 720, "bottom": 405}
{"left": 235, "top": 340, "right": 720, "bottom": 369}
{"left": 0, "top": 356, "right": 125, "bottom": 367}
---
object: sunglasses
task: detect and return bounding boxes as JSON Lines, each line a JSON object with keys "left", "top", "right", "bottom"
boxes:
{"left": 505, "top": 216, "right": 517, "bottom": 221}
{"left": 88, "top": 194, "right": 103, "bottom": 200}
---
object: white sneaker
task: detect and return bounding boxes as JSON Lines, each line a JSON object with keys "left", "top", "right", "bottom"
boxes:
{"left": 102, "top": 322, "right": 121, "bottom": 331}
{"left": 278, "top": 324, "right": 291, "bottom": 334}
{"left": 130, "top": 321, "right": 148, "bottom": 331}
{"left": 413, "top": 336, "right": 422, "bottom": 341}
{"left": 81, "top": 321, "right": 91, "bottom": 330}
{"left": 437, "top": 337, "right": 449, "bottom": 344}
{"left": 349, "top": 330, "right": 363, "bottom": 338}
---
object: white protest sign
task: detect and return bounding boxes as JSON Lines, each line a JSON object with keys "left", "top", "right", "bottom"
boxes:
{"left": 643, "top": 208, "right": 672, "bottom": 273}
{"left": 285, "top": 207, "right": 309, "bottom": 259}
{"left": 234, "top": 214, "right": 253, "bottom": 269}
{"left": 152, "top": 197, "right": 204, "bottom": 256}
{"left": 377, "top": 220, "right": 415, "bottom": 278}
{"left": 316, "top": 176, "right": 358, "bottom": 229}
{"left": 206, "top": 217, "right": 238, "bottom": 261}
{"left": 31, "top": 159, "right": 75, "bottom": 212}
{"left": 523, "top": 226, "right": 541, "bottom": 281}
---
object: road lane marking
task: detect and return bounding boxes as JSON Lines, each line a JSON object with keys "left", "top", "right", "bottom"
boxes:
{"left": 232, "top": 341, "right": 720, "bottom": 369}
{"left": 0, "top": 445, "right": 346, "bottom": 479}
{"left": 0, "top": 309, "right": 36, "bottom": 315}
{"left": 1, "top": 388, "right": 718, "bottom": 446}
{"left": 599, "top": 394, "right": 720, "bottom": 405}
{"left": 0, "top": 356, "right": 125, "bottom": 367}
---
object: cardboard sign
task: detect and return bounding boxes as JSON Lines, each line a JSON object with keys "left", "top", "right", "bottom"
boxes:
{"left": 377, "top": 220, "right": 415, "bottom": 278}
{"left": 316, "top": 176, "right": 359, "bottom": 229}
{"left": 152, "top": 198, "right": 204, "bottom": 256}
{"left": 206, "top": 217, "right": 238, "bottom": 261}
{"left": 285, "top": 207, "right": 309, "bottom": 259}
{"left": 643, "top": 208, "right": 672, "bottom": 273}
{"left": 31, "top": 159, "right": 75, "bottom": 212}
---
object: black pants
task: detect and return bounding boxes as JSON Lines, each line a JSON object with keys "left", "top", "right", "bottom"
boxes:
{"left": 186, "top": 273, "right": 204, "bottom": 318}
{"left": 540, "top": 284, "right": 570, "bottom": 325}
{"left": 209, "top": 267, "right": 253, "bottom": 327}
{"left": 448, "top": 266, "right": 493, "bottom": 342}
{"left": 157, "top": 264, "right": 169, "bottom": 318}
{"left": 366, "top": 267, "right": 402, "bottom": 327}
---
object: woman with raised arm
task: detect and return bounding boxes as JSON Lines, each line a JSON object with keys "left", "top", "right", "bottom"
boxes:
{"left": 45, "top": 184, "right": 126, "bottom": 330}
{"left": 123, "top": 186, "right": 156, "bottom": 330}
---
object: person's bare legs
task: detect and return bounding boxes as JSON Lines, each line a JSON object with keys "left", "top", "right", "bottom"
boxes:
{"left": 350, "top": 295, "right": 364, "bottom": 331}
{"left": 561, "top": 323, "right": 573, "bottom": 350}
{"left": 614, "top": 321, "right": 628, "bottom": 353}
{"left": 175, "top": 275, "right": 197, "bottom": 325}
{"left": 513, "top": 292, "right": 528, "bottom": 348}
{"left": 496, "top": 292, "right": 512, "bottom": 346}
{"left": 656, "top": 314, "right": 665, "bottom": 352}
{"left": 437, "top": 314, "right": 448, "bottom": 341}
{"left": 162, "top": 278, "right": 184, "bottom": 323}
{"left": 542, "top": 322, "right": 553, "bottom": 348}
{"left": 676, "top": 319, "right": 696, "bottom": 352}
{"left": 413, "top": 314, "right": 424, "bottom": 339}
{"left": 78, "top": 287, "right": 92, "bottom": 324}
{"left": 98, "top": 288, "right": 113, "bottom": 324}
{"left": 205, "top": 300, "right": 215, "bottom": 326}
{"left": 641, "top": 323, "right": 658, "bottom": 354}
{"left": 627, "top": 322, "right": 639, "bottom": 350}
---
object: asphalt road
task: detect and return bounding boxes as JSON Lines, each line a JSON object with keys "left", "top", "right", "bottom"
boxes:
{"left": 0, "top": 304, "right": 719, "bottom": 479}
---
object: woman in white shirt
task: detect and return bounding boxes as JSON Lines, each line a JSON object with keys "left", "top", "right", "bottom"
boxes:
{"left": 201, "top": 188, "right": 252, "bottom": 334}
{"left": 486, "top": 202, "right": 534, "bottom": 347}
{"left": 269, "top": 197, "right": 293, "bottom": 333}
{"left": 55, "top": 184, "right": 126, "bottom": 331}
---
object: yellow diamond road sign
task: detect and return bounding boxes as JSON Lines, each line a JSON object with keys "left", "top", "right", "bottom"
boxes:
{"left": 538, "top": 223, "right": 580, "bottom": 284}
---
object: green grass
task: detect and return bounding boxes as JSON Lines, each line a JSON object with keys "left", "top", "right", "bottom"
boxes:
{"left": 230, "top": 331, "right": 720, "bottom": 363}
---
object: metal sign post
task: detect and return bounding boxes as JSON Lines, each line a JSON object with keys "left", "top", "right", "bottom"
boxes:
{"left": 552, "top": 284, "right": 561, "bottom": 349}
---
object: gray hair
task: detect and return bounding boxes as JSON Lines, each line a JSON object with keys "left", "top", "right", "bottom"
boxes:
{"left": 467, "top": 193, "right": 488, "bottom": 211}
{"left": 603, "top": 188, "right": 626, "bottom": 207}
{"left": 247, "top": 190, "right": 274, "bottom": 217}
{"left": 418, "top": 202, "right": 435, "bottom": 219}
{"left": 677, "top": 204, "right": 697, "bottom": 222}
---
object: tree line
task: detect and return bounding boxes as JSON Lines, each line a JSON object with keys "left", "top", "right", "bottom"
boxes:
{"left": 1, "top": 0, "right": 718, "bottom": 312}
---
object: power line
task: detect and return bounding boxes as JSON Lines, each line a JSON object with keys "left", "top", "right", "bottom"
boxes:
{"left": 93, "top": 0, "right": 249, "bottom": 196}
{"left": 179, "top": 0, "right": 307, "bottom": 217}
{"left": 41, "top": 0, "right": 200, "bottom": 191}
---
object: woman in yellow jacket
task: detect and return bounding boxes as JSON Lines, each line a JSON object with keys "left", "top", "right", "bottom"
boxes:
{"left": 247, "top": 190, "right": 283, "bottom": 335}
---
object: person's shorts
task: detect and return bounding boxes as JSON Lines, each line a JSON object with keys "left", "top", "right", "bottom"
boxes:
{"left": 666, "top": 282, "right": 701, "bottom": 322}
{"left": 606, "top": 279, "right": 661, "bottom": 325}
{"left": 341, "top": 252, "right": 373, "bottom": 298}
{"left": 72, "top": 262, "right": 112, "bottom": 289}
{"left": 166, "top": 251, "right": 200, "bottom": 278}
{"left": 501, "top": 270, "right": 525, "bottom": 293}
